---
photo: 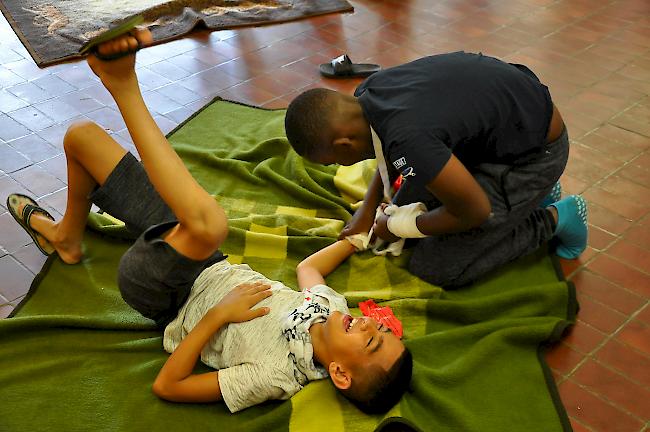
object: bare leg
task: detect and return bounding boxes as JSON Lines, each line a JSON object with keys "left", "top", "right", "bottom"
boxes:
{"left": 25, "top": 121, "right": 127, "bottom": 264}
{"left": 88, "top": 30, "right": 228, "bottom": 261}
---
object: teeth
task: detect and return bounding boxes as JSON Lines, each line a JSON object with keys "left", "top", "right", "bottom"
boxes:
{"left": 347, "top": 318, "right": 357, "bottom": 331}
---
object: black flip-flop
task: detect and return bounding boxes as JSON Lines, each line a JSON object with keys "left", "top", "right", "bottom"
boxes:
{"left": 6, "top": 193, "right": 56, "bottom": 256}
{"left": 79, "top": 14, "right": 145, "bottom": 61}
{"left": 319, "top": 54, "right": 381, "bottom": 79}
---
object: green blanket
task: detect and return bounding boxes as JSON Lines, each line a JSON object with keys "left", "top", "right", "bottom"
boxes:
{"left": 0, "top": 99, "right": 576, "bottom": 432}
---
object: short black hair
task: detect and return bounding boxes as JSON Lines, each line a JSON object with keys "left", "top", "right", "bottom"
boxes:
{"left": 284, "top": 88, "right": 336, "bottom": 157}
{"left": 341, "top": 347, "right": 413, "bottom": 414}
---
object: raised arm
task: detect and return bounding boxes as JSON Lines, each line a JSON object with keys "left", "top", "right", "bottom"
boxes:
{"left": 153, "top": 282, "right": 271, "bottom": 402}
{"left": 87, "top": 30, "right": 227, "bottom": 261}
{"left": 296, "top": 240, "right": 356, "bottom": 290}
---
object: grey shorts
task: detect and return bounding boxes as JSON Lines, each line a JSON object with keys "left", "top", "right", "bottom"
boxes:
{"left": 90, "top": 153, "right": 226, "bottom": 327}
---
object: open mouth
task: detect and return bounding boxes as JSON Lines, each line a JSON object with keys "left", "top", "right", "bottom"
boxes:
{"left": 343, "top": 315, "right": 359, "bottom": 332}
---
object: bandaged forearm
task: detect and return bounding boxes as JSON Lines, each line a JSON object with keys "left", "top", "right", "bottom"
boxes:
{"left": 385, "top": 202, "right": 429, "bottom": 238}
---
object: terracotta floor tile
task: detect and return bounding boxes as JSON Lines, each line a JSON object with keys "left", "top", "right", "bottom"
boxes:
{"left": 0, "top": 254, "right": 33, "bottom": 301}
{"left": 565, "top": 143, "right": 622, "bottom": 183}
{"left": 164, "top": 106, "right": 195, "bottom": 125}
{"left": 574, "top": 292, "right": 628, "bottom": 334}
{"left": 8, "top": 134, "right": 59, "bottom": 164}
{"left": 545, "top": 342, "right": 585, "bottom": 375}
{"left": 0, "top": 113, "right": 31, "bottom": 141}
{"left": 0, "top": 88, "right": 29, "bottom": 113}
{"left": 37, "top": 154, "right": 68, "bottom": 183}
{"left": 181, "top": 46, "right": 228, "bottom": 69}
{"left": 617, "top": 162, "right": 650, "bottom": 185}
{"left": 609, "top": 113, "right": 650, "bottom": 138}
{"left": 606, "top": 239, "right": 650, "bottom": 274}
{"left": 33, "top": 98, "right": 84, "bottom": 124}
{"left": 166, "top": 54, "right": 213, "bottom": 75}
{"left": 156, "top": 83, "right": 204, "bottom": 106}
{"left": 563, "top": 320, "right": 607, "bottom": 354}
{"left": 0, "top": 142, "right": 31, "bottom": 173}
{"left": 11, "top": 164, "right": 66, "bottom": 197}
{"left": 6, "top": 82, "right": 50, "bottom": 105}
{"left": 558, "top": 379, "right": 644, "bottom": 432}
{"left": 587, "top": 204, "right": 633, "bottom": 236}
{"left": 571, "top": 270, "right": 646, "bottom": 316}
{"left": 8, "top": 105, "right": 56, "bottom": 131}
{"left": 38, "top": 187, "right": 68, "bottom": 217}
{"left": 0, "top": 65, "right": 25, "bottom": 88}
{"left": 560, "top": 174, "right": 589, "bottom": 196}
{"left": 583, "top": 187, "right": 649, "bottom": 222}
{"left": 568, "top": 417, "right": 592, "bottom": 432}
{"left": 0, "top": 4, "right": 648, "bottom": 430}
{"left": 12, "top": 243, "right": 47, "bottom": 275}
{"left": 84, "top": 107, "right": 126, "bottom": 134}
{"left": 591, "top": 124, "right": 650, "bottom": 149}
{"left": 615, "top": 319, "right": 650, "bottom": 357}
{"left": 586, "top": 226, "right": 617, "bottom": 251}
{"left": 0, "top": 303, "right": 14, "bottom": 319}
{"left": 635, "top": 304, "right": 650, "bottom": 325}
{"left": 572, "top": 359, "right": 650, "bottom": 420}
{"left": 218, "top": 81, "right": 276, "bottom": 107}
{"left": 31, "top": 74, "right": 76, "bottom": 97}
{"left": 587, "top": 254, "right": 650, "bottom": 298}
{"left": 577, "top": 133, "right": 644, "bottom": 163}
{"left": 595, "top": 339, "right": 650, "bottom": 389}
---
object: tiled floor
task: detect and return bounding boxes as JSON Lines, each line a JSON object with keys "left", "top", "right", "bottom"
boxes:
{"left": 0, "top": 0, "right": 648, "bottom": 430}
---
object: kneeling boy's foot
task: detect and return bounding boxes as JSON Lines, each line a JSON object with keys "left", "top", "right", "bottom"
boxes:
{"left": 550, "top": 195, "right": 588, "bottom": 259}
{"left": 541, "top": 182, "right": 562, "bottom": 208}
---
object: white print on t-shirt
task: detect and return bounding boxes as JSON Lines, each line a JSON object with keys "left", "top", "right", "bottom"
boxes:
{"left": 393, "top": 157, "right": 407, "bottom": 169}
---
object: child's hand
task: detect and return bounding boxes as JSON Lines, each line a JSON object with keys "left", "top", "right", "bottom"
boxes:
{"left": 373, "top": 212, "right": 401, "bottom": 243}
{"left": 211, "top": 281, "right": 272, "bottom": 324}
{"left": 87, "top": 28, "right": 153, "bottom": 93}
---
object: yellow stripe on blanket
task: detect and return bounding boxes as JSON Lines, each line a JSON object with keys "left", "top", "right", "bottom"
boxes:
{"left": 276, "top": 206, "right": 318, "bottom": 218}
{"left": 334, "top": 160, "right": 377, "bottom": 208}
{"left": 244, "top": 223, "right": 288, "bottom": 259}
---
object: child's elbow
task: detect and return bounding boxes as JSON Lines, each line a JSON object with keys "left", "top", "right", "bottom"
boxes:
{"left": 152, "top": 377, "right": 174, "bottom": 401}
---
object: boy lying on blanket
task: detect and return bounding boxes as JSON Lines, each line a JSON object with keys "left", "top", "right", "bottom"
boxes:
{"left": 6, "top": 29, "right": 411, "bottom": 414}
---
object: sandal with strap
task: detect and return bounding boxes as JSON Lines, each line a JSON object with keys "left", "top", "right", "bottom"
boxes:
{"left": 79, "top": 14, "right": 145, "bottom": 61}
{"left": 319, "top": 54, "right": 381, "bottom": 79}
{"left": 6, "top": 193, "right": 56, "bottom": 256}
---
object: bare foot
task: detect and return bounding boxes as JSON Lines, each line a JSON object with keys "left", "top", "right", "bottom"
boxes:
{"left": 17, "top": 202, "right": 83, "bottom": 264}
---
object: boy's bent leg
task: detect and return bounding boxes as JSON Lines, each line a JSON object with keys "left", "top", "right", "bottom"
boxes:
{"left": 26, "top": 120, "right": 128, "bottom": 263}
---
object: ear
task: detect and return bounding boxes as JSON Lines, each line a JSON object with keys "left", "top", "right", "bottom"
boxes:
{"left": 328, "top": 361, "right": 352, "bottom": 390}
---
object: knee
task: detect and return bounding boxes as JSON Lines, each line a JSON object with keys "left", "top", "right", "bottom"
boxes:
{"left": 63, "top": 120, "right": 103, "bottom": 154}
{"left": 182, "top": 202, "right": 229, "bottom": 252}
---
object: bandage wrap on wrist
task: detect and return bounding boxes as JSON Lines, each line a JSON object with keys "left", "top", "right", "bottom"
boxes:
{"left": 385, "top": 202, "right": 428, "bottom": 239}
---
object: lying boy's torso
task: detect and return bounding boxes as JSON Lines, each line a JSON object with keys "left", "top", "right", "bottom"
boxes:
{"left": 162, "top": 260, "right": 349, "bottom": 412}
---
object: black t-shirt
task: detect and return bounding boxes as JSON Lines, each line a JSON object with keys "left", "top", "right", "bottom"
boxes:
{"left": 354, "top": 51, "right": 553, "bottom": 188}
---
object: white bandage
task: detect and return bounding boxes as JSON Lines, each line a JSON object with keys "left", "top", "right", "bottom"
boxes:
{"left": 346, "top": 233, "right": 371, "bottom": 251}
{"left": 385, "top": 202, "right": 428, "bottom": 239}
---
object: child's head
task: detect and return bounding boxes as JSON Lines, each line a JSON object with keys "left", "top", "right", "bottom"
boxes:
{"left": 316, "top": 311, "right": 412, "bottom": 414}
{"left": 284, "top": 88, "right": 375, "bottom": 166}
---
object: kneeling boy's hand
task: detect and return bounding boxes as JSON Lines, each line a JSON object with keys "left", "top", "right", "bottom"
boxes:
{"left": 212, "top": 281, "right": 272, "bottom": 324}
